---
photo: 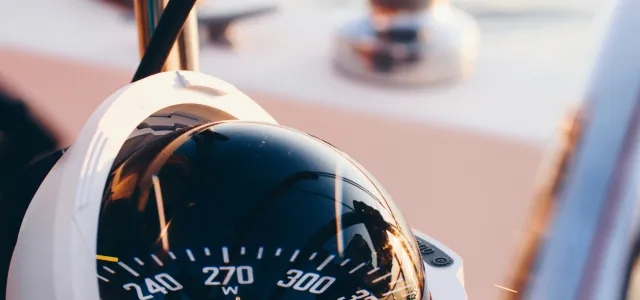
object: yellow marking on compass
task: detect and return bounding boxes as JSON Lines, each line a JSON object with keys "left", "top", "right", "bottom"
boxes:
{"left": 96, "top": 255, "right": 119, "bottom": 263}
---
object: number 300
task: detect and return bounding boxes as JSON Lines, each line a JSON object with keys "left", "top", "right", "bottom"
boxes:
{"left": 276, "top": 269, "right": 336, "bottom": 294}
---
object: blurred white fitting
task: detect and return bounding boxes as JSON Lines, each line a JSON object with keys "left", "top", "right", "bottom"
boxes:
{"left": 333, "top": 0, "right": 481, "bottom": 86}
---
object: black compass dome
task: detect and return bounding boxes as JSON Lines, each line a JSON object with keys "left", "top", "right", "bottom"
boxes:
{"left": 96, "top": 121, "right": 426, "bottom": 300}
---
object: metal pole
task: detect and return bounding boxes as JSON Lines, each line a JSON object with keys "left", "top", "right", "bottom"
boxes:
{"left": 505, "top": 0, "right": 640, "bottom": 299}
{"left": 134, "top": 0, "right": 199, "bottom": 72}
{"left": 176, "top": 7, "right": 199, "bottom": 72}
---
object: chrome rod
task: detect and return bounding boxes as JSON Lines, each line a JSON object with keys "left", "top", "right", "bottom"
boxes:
{"left": 176, "top": 7, "right": 199, "bottom": 72}
{"left": 134, "top": 0, "right": 199, "bottom": 71}
{"left": 509, "top": 0, "right": 640, "bottom": 298}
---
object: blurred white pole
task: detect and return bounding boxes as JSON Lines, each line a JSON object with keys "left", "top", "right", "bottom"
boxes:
{"left": 515, "top": 0, "right": 640, "bottom": 298}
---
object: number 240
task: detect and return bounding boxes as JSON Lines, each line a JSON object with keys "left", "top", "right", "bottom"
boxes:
{"left": 123, "top": 273, "right": 182, "bottom": 300}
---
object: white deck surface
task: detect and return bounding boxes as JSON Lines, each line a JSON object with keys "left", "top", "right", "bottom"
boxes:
{"left": 0, "top": 0, "right": 606, "bottom": 144}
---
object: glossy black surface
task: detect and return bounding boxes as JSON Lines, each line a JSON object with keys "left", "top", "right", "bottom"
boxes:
{"left": 371, "top": 0, "right": 431, "bottom": 11}
{"left": 96, "top": 121, "right": 424, "bottom": 299}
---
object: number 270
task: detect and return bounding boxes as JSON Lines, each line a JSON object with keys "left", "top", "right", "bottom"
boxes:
{"left": 203, "top": 266, "right": 254, "bottom": 285}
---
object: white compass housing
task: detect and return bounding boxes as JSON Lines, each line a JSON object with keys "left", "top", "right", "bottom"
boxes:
{"left": 6, "top": 71, "right": 466, "bottom": 300}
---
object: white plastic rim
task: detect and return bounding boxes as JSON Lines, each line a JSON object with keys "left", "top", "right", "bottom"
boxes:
{"left": 7, "top": 71, "right": 277, "bottom": 300}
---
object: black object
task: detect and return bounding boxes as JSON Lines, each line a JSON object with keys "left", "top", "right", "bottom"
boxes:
{"left": 94, "top": 121, "right": 426, "bottom": 299}
{"left": 131, "top": 0, "right": 198, "bottom": 82}
{"left": 377, "top": 28, "right": 421, "bottom": 44}
{"left": 0, "top": 89, "right": 57, "bottom": 199}
{"left": 371, "top": 0, "right": 432, "bottom": 11}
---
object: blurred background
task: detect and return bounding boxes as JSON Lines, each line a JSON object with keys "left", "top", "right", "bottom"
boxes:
{"left": 0, "top": 0, "right": 607, "bottom": 298}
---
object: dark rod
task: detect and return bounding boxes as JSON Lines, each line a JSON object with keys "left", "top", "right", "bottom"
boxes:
{"left": 132, "top": 0, "right": 198, "bottom": 83}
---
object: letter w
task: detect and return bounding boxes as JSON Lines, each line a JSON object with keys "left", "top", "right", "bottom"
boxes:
{"left": 222, "top": 286, "right": 239, "bottom": 295}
